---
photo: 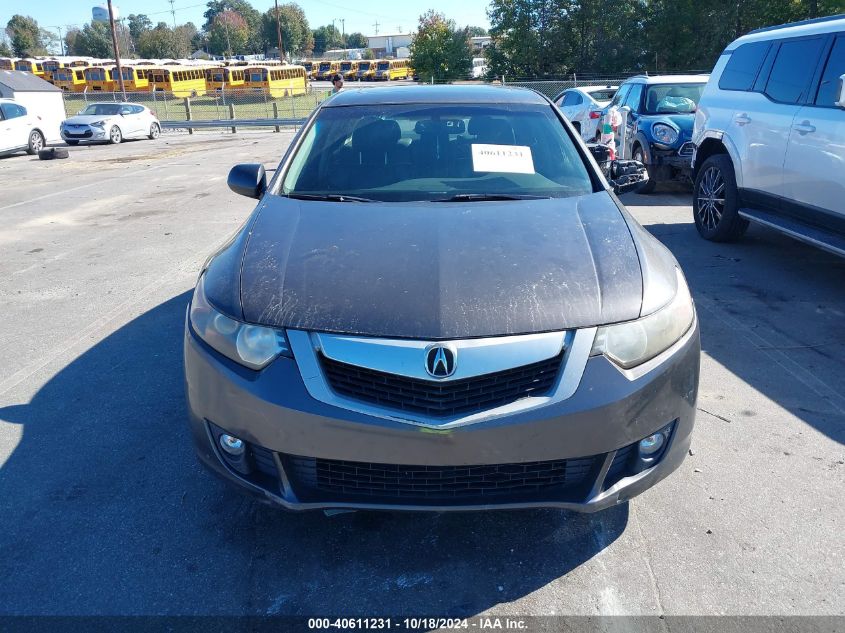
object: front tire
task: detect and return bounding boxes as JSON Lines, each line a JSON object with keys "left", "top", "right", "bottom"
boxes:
{"left": 693, "top": 154, "right": 748, "bottom": 241}
{"left": 148, "top": 123, "right": 161, "bottom": 140}
{"left": 632, "top": 145, "right": 656, "bottom": 193}
{"left": 26, "top": 130, "right": 45, "bottom": 155}
{"left": 108, "top": 125, "right": 122, "bottom": 144}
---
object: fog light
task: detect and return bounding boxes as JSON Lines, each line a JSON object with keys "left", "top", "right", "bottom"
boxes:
{"left": 220, "top": 434, "right": 245, "bottom": 456}
{"left": 639, "top": 432, "right": 665, "bottom": 456}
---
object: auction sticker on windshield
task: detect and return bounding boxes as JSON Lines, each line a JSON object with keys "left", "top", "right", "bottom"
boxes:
{"left": 471, "top": 144, "right": 535, "bottom": 174}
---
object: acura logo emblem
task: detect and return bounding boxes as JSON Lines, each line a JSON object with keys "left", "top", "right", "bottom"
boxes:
{"left": 425, "top": 344, "right": 457, "bottom": 378}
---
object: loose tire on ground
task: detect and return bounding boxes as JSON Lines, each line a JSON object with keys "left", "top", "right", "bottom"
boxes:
{"left": 26, "top": 130, "right": 45, "bottom": 155}
{"left": 693, "top": 153, "right": 749, "bottom": 242}
{"left": 632, "top": 145, "right": 656, "bottom": 194}
{"left": 38, "top": 147, "right": 69, "bottom": 160}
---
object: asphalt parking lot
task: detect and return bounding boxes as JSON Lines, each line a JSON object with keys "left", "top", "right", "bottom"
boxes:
{"left": 0, "top": 131, "right": 843, "bottom": 617}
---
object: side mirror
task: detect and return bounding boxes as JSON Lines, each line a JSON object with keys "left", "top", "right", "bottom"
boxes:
{"left": 227, "top": 163, "right": 267, "bottom": 199}
{"left": 837, "top": 74, "right": 845, "bottom": 109}
{"left": 609, "top": 159, "right": 649, "bottom": 195}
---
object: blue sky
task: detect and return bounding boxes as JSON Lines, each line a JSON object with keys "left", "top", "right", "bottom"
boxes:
{"left": 4, "top": 0, "right": 491, "bottom": 43}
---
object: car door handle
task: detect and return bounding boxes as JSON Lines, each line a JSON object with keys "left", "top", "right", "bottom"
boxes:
{"left": 734, "top": 113, "right": 751, "bottom": 126}
{"left": 793, "top": 121, "right": 816, "bottom": 135}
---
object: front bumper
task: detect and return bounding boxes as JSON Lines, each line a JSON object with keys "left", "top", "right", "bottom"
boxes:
{"left": 647, "top": 142, "right": 695, "bottom": 180}
{"left": 184, "top": 316, "right": 700, "bottom": 512}
{"left": 61, "top": 126, "right": 107, "bottom": 141}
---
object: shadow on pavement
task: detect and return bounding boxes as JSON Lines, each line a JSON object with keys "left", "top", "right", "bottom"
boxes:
{"left": 0, "top": 291, "right": 628, "bottom": 615}
{"left": 624, "top": 191, "right": 845, "bottom": 446}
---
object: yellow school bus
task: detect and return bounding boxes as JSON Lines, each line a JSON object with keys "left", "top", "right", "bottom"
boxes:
{"left": 0, "top": 58, "right": 17, "bottom": 71}
{"left": 339, "top": 60, "right": 363, "bottom": 81}
{"left": 147, "top": 66, "right": 208, "bottom": 97}
{"left": 14, "top": 59, "right": 46, "bottom": 76}
{"left": 375, "top": 59, "right": 410, "bottom": 81}
{"left": 118, "top": 65, "right": 151, "bottom": 91}
{"left": 355, "top": 61, "right": 377, "bottom": 81}
{"left": 205, "top": 66, "right": 246, "bottom": 91}
{"left": 84, "top": 66, "right": 117, "bottom": 91}
{"left": 242, "top": 65, "right": 308, "bottom": 98}
{"left": 300, "top": 60, "right": 316, "bottom": 79}
{"left": 316, "top": 60, "right": 341, "bottom": 81}
{"left": 41, "top": 59, "right": 65, "bottom": 81}
{"left": 52, "top": 66, "right": 88, "bottom": 92}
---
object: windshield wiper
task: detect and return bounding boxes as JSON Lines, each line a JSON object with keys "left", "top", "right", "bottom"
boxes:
{"left": 433, "top": 193, "right": 552, "bottom": 202}
{"left": 283, "top": 193, "right": 379, "bottom": 203}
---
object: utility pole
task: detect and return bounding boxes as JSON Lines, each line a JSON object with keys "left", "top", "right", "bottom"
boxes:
{"left": 50, "top": 26, "right": 65, "bottom": 55}
{"left": 340, "top": 19, "right": 345, "bottom": 39}
{"left": 107, "top": 0, "right": 126, "bottom": 100}
{"left": 169, "top": 0, "right": 177, "bottom": 28}
{"left": 372, "top": 21, "right": 380, "bottom": 35}
{"left": 274, "top": 0, "right": 284, "bottom": 60}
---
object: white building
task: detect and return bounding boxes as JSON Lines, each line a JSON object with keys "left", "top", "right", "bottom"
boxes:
{"left": 366, "top": 34, "right": 413, "bottom": 58}
{"left": 0, "top": 70, "right": 65, "bottom": 143}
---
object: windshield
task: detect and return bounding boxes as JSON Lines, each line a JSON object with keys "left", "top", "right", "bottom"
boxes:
{"left": 281, "top": 103, "right": 595, "bottom": 203}
{"left": 377, "top": 62, "right": 390, "bottom": 70}
{"left": 643, "top": 83, "right": 704, "bottom": 114}
{"left": 341, "top": 62, "right": 352, "bottom": 71}
{"left": 81, "top": 103, "right": 122, "bottom": 116}
{"left": 320, "top": 62, "right": 331, "bottom": 70}
{"left": 359, "top": 62, "right": 371, "bottom": 70}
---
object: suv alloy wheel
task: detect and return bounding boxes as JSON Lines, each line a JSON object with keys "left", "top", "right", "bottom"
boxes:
{"left": 693, "top": 154, "right": 748, "bottom": 241}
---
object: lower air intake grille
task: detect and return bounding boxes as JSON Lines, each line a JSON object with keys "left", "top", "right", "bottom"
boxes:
{"left": 286, "top": 455, "right": 596, "bottom": 501}
{"left": 320, "top": 352, "right": 563, "bottom": 418}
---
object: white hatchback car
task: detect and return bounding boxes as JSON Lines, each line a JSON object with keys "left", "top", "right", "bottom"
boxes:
{"left": 691, "top": 15, "right": 845, "bottom": 255}
{"left": 554, "top": 85, "right": 618, "bottom": 140}
{"left": 60, "top": 102, "right": 161, "bottom": 145}
{"left": 0, "top": 98, "right": 47, "bottom": 156}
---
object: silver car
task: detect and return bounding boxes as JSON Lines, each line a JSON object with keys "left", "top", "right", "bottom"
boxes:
{"left": 554, "top": 85, "right": 618, "bottom": 141}
{"left": 184, "top": 85, "right": 699, "bottom": 512}
{"left": 60, "top": 102, "right": 161, "bottom": 145}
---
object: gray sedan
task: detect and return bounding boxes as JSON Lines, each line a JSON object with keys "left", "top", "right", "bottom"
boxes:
{"left": 184, "top": 85, "right": 699, "bottom": 512}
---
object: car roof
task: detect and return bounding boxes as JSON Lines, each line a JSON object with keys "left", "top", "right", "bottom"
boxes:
{"left": 727, "top": 14, "right": 844, "bottom": 50}
{"left": 85, "top": 102, "right": 144, "bottom": 106}
{"left": 577, "top": 85, "right": 618, "bottom": 93}
{"left": 625, "top": 74, "right": 709, "bottom": 85}
{"left": 322, "top": 84, "right": 549, "bottom": 108}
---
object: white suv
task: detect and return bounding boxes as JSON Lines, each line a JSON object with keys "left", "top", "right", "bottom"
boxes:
{"left": 691, "top": 15, "right": 845, "bottom": 255}
{"left": 0, "top": 98, "right": 47, "bottom": 156}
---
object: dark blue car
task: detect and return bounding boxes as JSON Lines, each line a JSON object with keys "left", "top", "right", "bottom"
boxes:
{"left": 606, "top": 75, "right": 708, "bottom": 192}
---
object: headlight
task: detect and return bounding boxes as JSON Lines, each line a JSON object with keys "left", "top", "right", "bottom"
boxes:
{"left": 91, "top": 120, "right": 106, "bottom": 128}
{"left": 189, "top": 274, "right": 291, "bottom": 370}
{"left": 591, "top": 269, "right": 694, "bottom": 369}
{"left": 651, "top": 123, "right": 679, "bottom": 145}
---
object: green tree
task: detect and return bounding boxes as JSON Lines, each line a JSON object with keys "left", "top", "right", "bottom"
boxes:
{"left": 72, "top": 21, "right": 114, "bottom": 58}
{"left": 261, "top": 3, "right": 311, "bottom": 56}
{"left": 208, "top": 10, "right": 249, "bottom": 56}
{"left": 409, "top": 11, "right": 473, "bottom": 82}
{"left": 345, "top": 32, "right": 368, "bottom": 49}
{"left": 312, "top": 24, "right": 343, "bottom": 55}
{"left": 466, "top": 26, "right": 488, "bottom": 37}
{"left": 204, "top": 0, "right": 262, "bottom": 53}
{"left": 127, "top": 14, "right": 152, "bottom": 42}
{"left": 138, "top": 23, "right": 175, "bottom": 58}
{"left": 0, "top": 39, "right": 12, "bottom": 57}
{"left": 6, "top": 15, "right": 46, "bottom": 56}
{"left": 362, "top": 48, "right": 375, "bottom": 60}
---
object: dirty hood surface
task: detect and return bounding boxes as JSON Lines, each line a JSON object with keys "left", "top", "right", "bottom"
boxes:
{"left": 237, "top": 192, "right": 644, "bottom": 339}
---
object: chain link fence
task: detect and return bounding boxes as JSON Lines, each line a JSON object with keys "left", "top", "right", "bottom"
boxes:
{"left": 62, "top": 87, "right": 330, "bottom": 126}
{"left": 502, "top": 75, "right": 642, "bottom": 99}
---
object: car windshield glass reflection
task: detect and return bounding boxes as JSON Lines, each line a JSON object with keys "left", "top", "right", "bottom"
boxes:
{"left": 644, "top": 84, "right": 704, "bottom": 114}
{"left": 281, "top": 103, "right": 595, "bottom": 202}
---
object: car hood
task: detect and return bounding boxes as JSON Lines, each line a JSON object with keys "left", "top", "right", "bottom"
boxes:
{"left": 63, "top": 114, "right": 117, "bottom": 125}
{"left": 204, "top": 192, "right": 679, "bottom": 340}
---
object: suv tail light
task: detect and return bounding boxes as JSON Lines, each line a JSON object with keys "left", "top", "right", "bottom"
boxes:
{"left": 589, "top": 111, "right": 602, "bottom": 119}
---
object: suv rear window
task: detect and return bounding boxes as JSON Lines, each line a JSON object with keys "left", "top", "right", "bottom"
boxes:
{"left": 719, "top": 42, "right": 769, "bottom": 91}
{"left": 764, "top": 37, "right": 826, "bottom": 104}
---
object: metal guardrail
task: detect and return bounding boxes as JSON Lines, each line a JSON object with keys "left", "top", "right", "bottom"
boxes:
{"left": 162, "top": 118, "right": 307, "bottom": 130}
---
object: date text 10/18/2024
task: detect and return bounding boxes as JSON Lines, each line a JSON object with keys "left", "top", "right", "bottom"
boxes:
{"left": 308, "top": 617, "right": 529, "bottom": 630}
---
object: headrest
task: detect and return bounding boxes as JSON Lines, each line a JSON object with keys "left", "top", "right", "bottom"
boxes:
{"left": 352, "top": 118, "right": 401, "bottom": 151}
{"left": 467, "top": 116, "right": 515, "bottom": 144}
